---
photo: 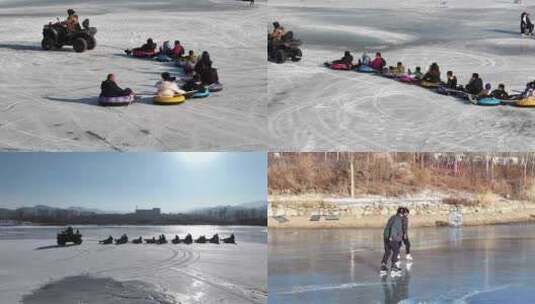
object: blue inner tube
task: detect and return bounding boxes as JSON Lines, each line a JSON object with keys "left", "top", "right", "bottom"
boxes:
{"left": 208, "top": 82, "right": 223, "bottom": 92}
{"left": 355, "top": 65, "right": 376, "bottom": 73}
{"left": 192, "top": 89, "right": 211, "bottom": 98}
{"left": 98, "top": 94, "right": 135, "bottom": 106}
{"left": 155, "top": 54, "right": 173, "bottom": 62}
{"left": 477, "top": 97, "right": 501, "bottom": 106}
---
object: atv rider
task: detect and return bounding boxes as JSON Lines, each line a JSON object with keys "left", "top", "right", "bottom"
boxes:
{"left": 100, "top": 74, "right": 133, "bottom": 97}
{"left": 464, "top": 73, "right": 483, "bottom": 95}
{"left": 271, "top": 21, "right": 286, "bottom": 41}
{"left": 380, "top": 207, "right": 405, "bottom": 274}
{"left": 422, "top": 62, "right": 441, "bottom": 83}
{"left": 445, "top": 71, "right": 458, "bottom": 89}
{"left": 63, "top": 9, "right": 81, "bottom": 32}
{"left": 521, "top": 12, "right": 534, "bottom": 35}
{"left": 369, "top": 52, "right": 386, "bottom": 71}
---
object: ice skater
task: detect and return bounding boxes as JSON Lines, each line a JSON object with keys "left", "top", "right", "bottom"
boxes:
{"left": 397, "top": 208, "right": 413, "bottom": 264}
{"left": 521, "top": 12, "right": 534, "bottom": 36}
{"left": 380, "top": 207, "right": 404, "bottom": 277}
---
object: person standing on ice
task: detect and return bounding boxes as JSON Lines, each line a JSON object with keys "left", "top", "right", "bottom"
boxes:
{"left": 401, "top": 208, "right": 412, "bottom": 261}
{"left": 521, "top": 12, "right": 534, "bottom": 36}
{"left": 380, "top": 207, "right": 404, "bottom": 274}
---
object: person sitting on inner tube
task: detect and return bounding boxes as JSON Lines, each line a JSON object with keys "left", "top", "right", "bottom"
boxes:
{"left": 171, "top": 40, "right": 185, "bottom": 59}
{"left": 156, "top": 72, "right": 185, "bottom": 97}
{"left": 100, "top": 74, "right": 133, "bottom": 97}
{"left": 408, "top": 66, "right": 424, "bottom": 80}
{"left": 463, "top": 73, "right": 484, "bottom": 95}
{"left": 422, "top": 62, "right": 441, "bottom": 83}
{"left": 445, "top": 71, "right": 458, "bottom": 89}
{"left": 491, "top": 83, "right": 509, "bottom": 100}
{"left": 389, "top": 62, "right": 405, "bottom": 76}
{"left": 521, "top": 12, "right": 534, "bottom": 35}
{"left": 195, "top": 51, "right": 219, "bottom": 85}
{"left": 331, "top": 51, "right": 354, "bottom": 69}
{"left": 182, "top": 74, "right": 205, "bottom": 92}
{"left": 369, "top": 52, "right": 386, "bottom": 71}
{"left": 358, "top": 52, "right": 371, "bottom": 67}
{"left": 521, "top": 80, "right": 535, "bottom": 98}
{"left": 478, "top": 83, "right": 492, "bottom": 97}
{"left": 125, "top": 38, "right": 157, "bottom": 55}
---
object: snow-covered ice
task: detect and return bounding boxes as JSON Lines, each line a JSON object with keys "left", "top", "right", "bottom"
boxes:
{"left": 0, "top": 0, "right": 267, "bottom": 151}
{"left": 268, "top": 0, "right": 535, "bottom": 151}
{"left": 0, "top": 225, "right": 266, "bottom": 304}
{"left": 269, "top": 223, "right": 535, "bottom": 304}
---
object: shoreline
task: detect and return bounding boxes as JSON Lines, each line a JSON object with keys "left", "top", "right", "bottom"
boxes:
{"left": 268, "top": 195, "right": 535, "bottom": 229}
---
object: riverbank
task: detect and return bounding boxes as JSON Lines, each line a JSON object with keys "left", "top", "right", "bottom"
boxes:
{"left": 268, "top": 194, "right": 535, "bottom": 228}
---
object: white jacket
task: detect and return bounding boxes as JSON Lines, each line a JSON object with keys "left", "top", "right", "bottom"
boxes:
{"left": 155, "top": 80, "right": 185, "bottom": 97}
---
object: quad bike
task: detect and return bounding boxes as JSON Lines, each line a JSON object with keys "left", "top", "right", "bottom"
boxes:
{"left": 268, "top": 31, "right": 303, "bottom": 64}
{"left": 42, "top": 18, "right": 97, "bottom": 53}
{"left": 57, "top": 227, "right": 82, "bottom": 246}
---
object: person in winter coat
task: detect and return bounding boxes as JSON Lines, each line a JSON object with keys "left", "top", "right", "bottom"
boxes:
{"left": 464, "top": 73, "right": 483, "bottom": 95}
{"left": 358, "top": 52, "right": 371, "bottom": 67}
{"left": 100, "top": 74, "right": 133, "bottom": 97}
{"left": 389, "top": 62, "right": 405, "bottom": 76}
{"left": 521, "top": 80, "right": 535, "bottom": 98}
{"left": 446, "top": 71, "right": 457, "bottom": 89}
{"left": 64, "top": 9, "right": 80, "bottom": 32}
{"left": 380, "top": 207, "right": 405, "bottom": 273}
{"left": 271, "top": 22, "right": 285, "bottom": 41}
{"left": 181, "top": 74, "right": 205, "bottom": 92}
{"left": 491, "top": 83, "right": 509, "bottom": 99}
{"left": 155, "top": 72, "right": 185, "bottom": 97}
{"left": 422, "top": 62, "right": 441, "bottom": 83}
{"left": 521, "top": 12, "right": 534, "bottom": 35}
{"left": 400, "top": 208, "right": 412, "bottom": 261}
{"left": 194, "top": 51, "right": 219, "bottom": 85}
{"left": 171, "top": 40, "right": 185, "bottom": 59}
{"left": 332, "top": 51, "right": 354, "bottom": 67}
{"left": 479, "top": 83, "right": 492, "bottom": 97}
{"left": 409, "top": 66, "right": 424, "bottom": 80}
{"left": 369, "top": 52, "right": 386, "bottom": 71}
{"left": 125, "top": 38, "right": 157, "bottom": 55}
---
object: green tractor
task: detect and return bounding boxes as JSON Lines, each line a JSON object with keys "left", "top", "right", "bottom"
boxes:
{"left": 57, "top": 226, "right": 82, "bottom": 246}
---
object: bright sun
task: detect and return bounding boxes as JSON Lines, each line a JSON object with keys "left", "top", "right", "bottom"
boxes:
{"left": 176, "top": 152, "right": 220, "bottom": 163}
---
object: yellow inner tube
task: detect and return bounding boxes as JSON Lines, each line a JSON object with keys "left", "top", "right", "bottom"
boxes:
{"left": 420, "top": 81, "right": 440, "bottom": 88}
{"left": 153, "top": 95, "right": 186, "bottom": 105}
{"left": 516, "top": 97, "right": 535, "bottom": 107}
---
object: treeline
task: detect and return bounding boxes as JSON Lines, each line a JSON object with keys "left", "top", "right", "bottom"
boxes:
{"left": 268, "top": 152, "right": 535, "bottom": 199}
{"left": 0, "top": 207, "right": 267, "bottom": 226}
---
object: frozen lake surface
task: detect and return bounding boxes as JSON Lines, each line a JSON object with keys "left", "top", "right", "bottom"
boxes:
{"left": 269, "top": 224, "right": 535, "bottom": 304}
{"left": 0, "top": 0, "right": 267, "bottom": 151}
{"left": 268, "top": 0, "right": 535, "bottom": 151}
{"left": 0, "top": 225, "right": 267, "bottom": 304}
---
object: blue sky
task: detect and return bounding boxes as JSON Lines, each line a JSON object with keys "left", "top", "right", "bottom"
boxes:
{"left": 0, "top": 153, "right": 266, "bottom": 212}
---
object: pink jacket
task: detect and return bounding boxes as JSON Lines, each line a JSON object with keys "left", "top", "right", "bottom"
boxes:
{"left": 369, "top": 57, "right": 385, "bottom": 71}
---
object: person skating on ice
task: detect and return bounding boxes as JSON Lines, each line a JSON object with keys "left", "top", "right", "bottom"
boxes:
{"left": 380, "top": 207, "right": 404, "bottom": 275}
{"left": 397, "top": 208, "right": 413, "bottom": 262}
{"left": 521, "top": 12, "right": 534, "bottom": 36}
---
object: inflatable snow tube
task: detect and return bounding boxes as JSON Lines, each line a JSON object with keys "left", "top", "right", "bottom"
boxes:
{"left": 515, "top": 97, "right": 535, "bottom": 107}
{"left": 153, "top": 95, "right": 186, "bottom": 105}
{"left": 328, "top": 63, "right": 352, "bottom": 71}
{"left": 207, "top": 82, "right": 223, "bottom": 92}
{"left": 98, "top": 94, "right": 135, "bottom": 106}
{"left": 420, "top": 81, "right": 441, "bottom": 88}
{"left": 399, "top": 75, "right": 417, "bottom": 83}
{"left": 132, "top": 50, "right": 157, "bottom": 58}
{"left": 355, "top": 65, "right": 376, "bottom": 73}
{"left": 192, "top": 89, "right": 211, "bottom": 98}
{"left": 155, "top": 54, "right": 173, "bottom": 62}
{"left": 476, "top": 97, "right": 501, "bottom": 106}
